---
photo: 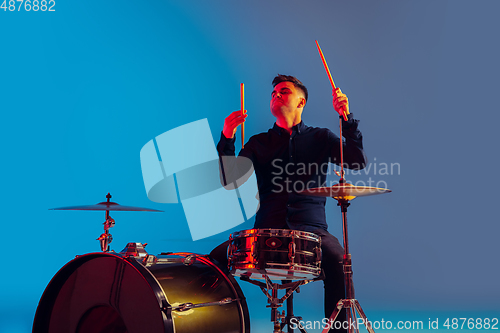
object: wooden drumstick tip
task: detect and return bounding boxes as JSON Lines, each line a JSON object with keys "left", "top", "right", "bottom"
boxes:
{"left": 315, "top": 40, "right": 348, "bottom": 121}
{"left": 240, "top": 83, "right": 245, "bottom": 114}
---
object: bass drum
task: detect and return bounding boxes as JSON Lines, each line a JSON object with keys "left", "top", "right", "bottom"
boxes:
{"left": 33, "top": 251, "right": 250, "bottom": 333}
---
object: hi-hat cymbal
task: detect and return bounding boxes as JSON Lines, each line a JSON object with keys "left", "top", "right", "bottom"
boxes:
{"left": 299, "top": 183, "right": 391, "bottom": 200}
{"left": 50, "top": 193, "right": 163, "bottom": 212}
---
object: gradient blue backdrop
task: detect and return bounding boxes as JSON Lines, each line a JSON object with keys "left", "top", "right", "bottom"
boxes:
{"left": 1, "top": 1, "right": 499, "bottom": 332}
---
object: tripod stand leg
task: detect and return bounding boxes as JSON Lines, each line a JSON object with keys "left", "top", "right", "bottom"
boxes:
{"left": 346, "top": 302, "right": 357, "bottom": 333}
{"left": 321, "top": 299, "right": 343, "bottom": 333}
{"left": 350, "top": 301, "right": 359, "bottom": 333}
{"left": 286, "top": 287, "right": 294, "bottom": 333}
{"left": 353, "top": 300, "right": 375, "bottom": 333}
{"left": 297, "top": 323, "right": 308, "bottom": 333}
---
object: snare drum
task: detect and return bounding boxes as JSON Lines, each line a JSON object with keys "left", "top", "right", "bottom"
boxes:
{"left": 228, "top": 229, "right": 322, "bottom": 281}
{"left": 33, "top": 245, "right": 250, "bottom": 333}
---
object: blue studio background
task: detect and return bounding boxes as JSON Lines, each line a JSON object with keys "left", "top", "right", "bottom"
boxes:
{"left": 1, "top": 1, "right": 499, "bottom": 332}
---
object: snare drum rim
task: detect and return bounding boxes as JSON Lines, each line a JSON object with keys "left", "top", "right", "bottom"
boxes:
{"left": 231, "top": 228, "right": 321, "bottom": 242}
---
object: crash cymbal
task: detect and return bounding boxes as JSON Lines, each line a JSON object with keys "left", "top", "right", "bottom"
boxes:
{"left": 50, "top": 193, "right": 163, "bottom": 212}
{"left": 299, "top": 183, "right": 391, "bottom": 200}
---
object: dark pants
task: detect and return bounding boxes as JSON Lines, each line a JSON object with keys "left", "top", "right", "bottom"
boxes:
{"left": 210, "top": 228, "right": 347, "bottom": 332}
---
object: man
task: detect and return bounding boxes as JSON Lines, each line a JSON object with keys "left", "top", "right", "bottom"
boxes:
{"left": 213, "top": 74, "right": 367, "bottom": 331}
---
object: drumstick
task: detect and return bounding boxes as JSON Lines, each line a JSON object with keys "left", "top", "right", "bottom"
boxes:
{"left": 240, "top": 83, "right": 245, "bottom": 149}
{"left": 315, "top": 40, "right": 348, "bottom": 121}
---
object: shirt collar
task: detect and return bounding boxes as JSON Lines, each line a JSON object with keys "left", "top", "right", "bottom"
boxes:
{"left": 272, "top": 121, "right": 305, "bottom": 136}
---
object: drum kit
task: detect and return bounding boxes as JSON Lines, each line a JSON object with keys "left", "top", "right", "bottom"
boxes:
{"left": 33, "top": 178, "right": 390, "bottom": 333}
{"left": 33, "top": 40, "right": 391, "bottom": 332}
{"left": 33, "top": 44, "right": 390, "bottom": 332}
{"left": 33, "top": 110, "right": 390, "bottom": 333}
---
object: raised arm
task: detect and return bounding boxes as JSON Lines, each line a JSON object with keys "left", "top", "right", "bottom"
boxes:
{"left": 330, "top": 87, "right": 367, "bottom": 170}
{"left": 217, "top": 111, "right": 253, "bottom": 187}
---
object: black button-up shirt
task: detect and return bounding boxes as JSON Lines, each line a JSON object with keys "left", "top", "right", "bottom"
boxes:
{"left": 217, "top": 114, "right": 367, "bottom": 231}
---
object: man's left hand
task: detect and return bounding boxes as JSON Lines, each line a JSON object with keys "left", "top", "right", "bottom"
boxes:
{"left": 332, "top": 87, "right": 350, "bottom": 117}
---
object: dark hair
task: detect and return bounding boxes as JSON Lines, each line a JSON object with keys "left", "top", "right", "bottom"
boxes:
{"left": 272, "top": 74, "right": 308, "bottom": 102}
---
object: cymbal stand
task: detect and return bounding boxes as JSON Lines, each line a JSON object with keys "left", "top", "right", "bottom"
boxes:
{"left": 96, "top": 193, "right": 115, "bottom": 252}
{"left": 240, "top": 276, "right": 316, "bottom": 333}
{"left": 318, "top": 111, "right": 376, "bottom": 332}
{"left": 321, "top": 195, "right": 375, "bottom": 333}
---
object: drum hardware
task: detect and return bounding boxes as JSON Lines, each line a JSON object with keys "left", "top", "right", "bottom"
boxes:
{"left": 298, "top": 183, "right": 391, "bottom": 333}
{"left": 157, "top": 252, "right": 211, "bottom": 267}
{"left": 171, "top": 297, "right": 237, "bottom": 312}
{"left": 288, "top": 241, "right": 296, "bottom": 262}
{"left": 229, "top": 228, "right": 324, "bottom": 331}
{"left": 119, "top": 242, "right": 149, "bottom": 258}
{"left": 283, "top": 278, "right": 313, "bottom": 333}
{"left": 252, "top": 244, "right": 259, "bottom": 260}
{"left": 50, "top": 193, "right": 163, "bottom": 252}
{"left": 97, "top": 215, "right": 115, "bottom": 252}
{"left": 118, "top": 242, "right": 159, "bottom": 267}
{"left": 182, "top": 254, "right": 197, "bottom": 265}
{"left": 240, "top": 275, "right": 323, "bottom": 333}
{"left": 298, "top": 44, "right": 392, "bottom": 329}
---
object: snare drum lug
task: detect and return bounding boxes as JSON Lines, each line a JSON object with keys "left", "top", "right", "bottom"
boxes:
{"left": 252, "top": 241, "right": 258, "bottom": 259}
{"left": 288, "top": 242, "right": 296, "bottom": 261}
{"left": 228, "top": 243, "right": 235, "bottom": 259}
{"left": 314, "top": 246, "right": 322, "bottom": 265}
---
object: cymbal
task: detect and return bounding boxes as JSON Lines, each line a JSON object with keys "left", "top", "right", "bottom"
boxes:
{"left": 51, "top": 202, "right": 163, "bottom": 212}
{"left": 50, "top": 193, "right": 163, "bottom": 212}
{"left": 298, "top": 183, "right": 391, "bottom": 200}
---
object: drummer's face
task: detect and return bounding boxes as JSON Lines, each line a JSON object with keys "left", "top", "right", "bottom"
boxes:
{"left": 270, "top": 82, "right": 305, "bottom": 118}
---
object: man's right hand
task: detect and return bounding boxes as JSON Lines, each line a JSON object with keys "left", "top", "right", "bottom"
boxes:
{"left": 223, "top": 110, "right": 247, "bottom": 139}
